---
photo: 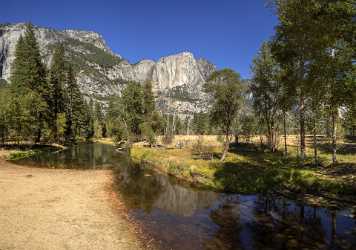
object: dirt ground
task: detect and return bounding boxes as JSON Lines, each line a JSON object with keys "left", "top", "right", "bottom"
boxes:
{"left": 0, "top": 150, "right": 143, "bottom": 250}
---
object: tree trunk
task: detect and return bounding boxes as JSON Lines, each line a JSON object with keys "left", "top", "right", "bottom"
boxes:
{"left": 299, "top": 95, "right": 306, "bottom": 165}
{"left": 331, "top": 110, "right": 337, "bottom": 164}
{"left": 313, "top": 118, "right": 318, "bottom": 166}
{"left": 283, "top": 112, "right": 287, "bottom": 157}
{"left": 35, "top": 114, "right": 44, "bottom": 144}
{"left": 220, "top": 133, "right": 230, "bottom": 161}
{"left": 267, "top": 125, "right": 272, "bottom": 152}
{"left": 271, "top": 127, "right": 277, "bottom": 153}
{"left": 53, "top": 112, "right": 58, "bottom": 143}
{"left": 235, "top": 134, "right": 239, "bottom": 144}
{"left": 35, "top": 127, "right": 42, "bottom": 144}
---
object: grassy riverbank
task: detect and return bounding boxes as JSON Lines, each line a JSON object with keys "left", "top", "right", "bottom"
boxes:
{"left": 1, "top": 143, "right": 65, "bottom": 161}
{"left": 131, "top": 135, "right": 356, "bottom": 203}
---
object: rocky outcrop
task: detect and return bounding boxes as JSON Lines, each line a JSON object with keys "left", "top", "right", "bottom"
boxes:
{"left": 0, "top": 23, "right": 215, "bottom": 114}
{"left": 109, "top": 52, "right": 215, "bottom": 114}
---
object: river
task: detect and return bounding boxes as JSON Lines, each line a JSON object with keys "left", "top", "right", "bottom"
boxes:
{"left": 16, "top": 143, "right": 356, "bottom": 250}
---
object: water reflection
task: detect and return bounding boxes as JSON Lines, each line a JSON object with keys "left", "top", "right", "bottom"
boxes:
{"left": 15, "top": 143, "right": 356, "bottom": 250}
{"left": 16, "top": 143, "right": 117, "bottom": 169}
{"left": 113, "top": 162, "right": 356, "bottom": 250}
{"left": 114, "top": 163, "right": 218, "bottom": 216}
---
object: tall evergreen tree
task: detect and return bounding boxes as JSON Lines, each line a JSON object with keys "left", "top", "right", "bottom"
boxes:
{"left": 11, "top": 23, "right": 47, "bottom": 95}
{"left": 64, "top": 65, "right": 84, "bottom": 143}
{"left": 10, "top": 23, "right": 48, "bottom": 143}
{"left": 143, "top": 81, "right": 155, "bottom": 117}
{"left": 48, "top": 43, "right": 66, "bottom": 142}
{"left": 0, "top": 85, "right": 11, "bottom": 145}
{"left": 85, "top": 99, "right": 95, "bottom": 140}
{"left": 121, "top": 81, "right": 144, "bottom": 135}
{"left": 94, "top": 101, "right": 106, "bottom": 137}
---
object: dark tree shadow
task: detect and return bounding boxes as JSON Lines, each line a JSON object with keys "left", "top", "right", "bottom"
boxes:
{"left": 317, "top": 143, "right": 356, "bottom": 155}
{"left": 322, "top": 163, "right": 356, "bottom": 177}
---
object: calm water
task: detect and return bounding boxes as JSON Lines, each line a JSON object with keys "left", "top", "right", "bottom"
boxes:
{"left": 16, "top": 143, "right": 356, "bottom": 250}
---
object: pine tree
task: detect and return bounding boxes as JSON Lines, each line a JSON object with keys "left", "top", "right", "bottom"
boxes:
{"left": 85, "top": 99, "right": 95, "bottom": 141}
{"left": 143, "top": 81, "right": 155, "bottom": 117}
{"left": 10, "top": 23, "right": 48, "bottom": 143}
{"left": 94, "top": 101, "right": 106, "bottom": 137}
{"left": 48, "top": 43, "right": 66, "bottom": 142}
{"left": 121, "top": 81, "right": 144, "bottom": 135}
{"left": 64, "top": 65, "right": 84, "bottom": 144}
{"left": 11, "top": 23, "right": 47, "bottom": 95}
{"left": 0, "top": 85, "right": 11, "bottom": 145}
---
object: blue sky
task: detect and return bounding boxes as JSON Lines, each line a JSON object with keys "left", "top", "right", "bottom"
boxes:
{"left": 1, "top": 0, "right": 277, "bottom": 79}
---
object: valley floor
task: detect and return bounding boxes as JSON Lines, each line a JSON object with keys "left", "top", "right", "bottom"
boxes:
{"left": 0, "top": 150, "right": 143, "bottom": 250}
{"left": 131, "top": 135, "right": 356, "bottom": 207}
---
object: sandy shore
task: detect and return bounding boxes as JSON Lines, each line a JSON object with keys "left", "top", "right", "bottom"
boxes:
{"left": 0, "top": 150, "right": 143, "bottom": 250}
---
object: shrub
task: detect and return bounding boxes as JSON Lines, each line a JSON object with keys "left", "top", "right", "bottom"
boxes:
{"left": 139, "top": 122, "right": 156, "bottom": 146}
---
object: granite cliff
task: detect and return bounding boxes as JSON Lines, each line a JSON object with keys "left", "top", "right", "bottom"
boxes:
{"left": 0, "top": 23, "right": 215, "bottom": 114}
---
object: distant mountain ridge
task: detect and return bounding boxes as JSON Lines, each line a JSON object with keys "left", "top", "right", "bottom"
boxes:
{"left": 0, "top": 23, "right": 216, "bottom": 114}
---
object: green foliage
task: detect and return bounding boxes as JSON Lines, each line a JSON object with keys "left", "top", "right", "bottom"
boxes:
{"left": 56, "top": 113, "right": 66, "bottom": 140}
{"left": 271, "top": 0, "right": 355, "bottom": 163}
{"left": 0, "top": 79, "right": 8, "bottom": 86}
{"left": 205, "top": 68, "right": 243, "bottom": 160}
{"left": 192, "top": 113, "right": 210, "bottom": 135}
{"left": 64, "top": 65, "right": 87, "bottom": 143}
{"left": 139, "top": 122, "right": 156, "bottom": 146}
{"left": 7, "top": 150, "right": 38, "bottom": 161}
{"left": 238, "top": 113, "right": 258, "bottom": 141}
{"left": 0, "top": 85, "right": 11, "bottom": 144}
{"left": 205, "top": 69, "right": 242, "bottom": 135}
{"left": 9, "top": 91, "right": 47, "bottom": 142}
{"left": 112, "top": 121, "right": 130, "bottom": 145}
{"left": 121, "top": 81, "right": 145, "bottom": 135}
{"left": 64, "top": 38, "right": 122, "bottom": 68}
{"left": 251, "top": 42, "right": 284, "bottom": 151}
{"left": 10, "top": 23, "right": 47, "bottom": 95}
{"left": 3, "top": 24, "right": 114, "bottom": 145}
{"left": 167, "top": 161, "right": 190, "bottom": 178}
{"left": 48, "top": 43, "right": 66, "bottom": 141}
{"left": 93, "top": 101, "right": 107, "bottom": 138}
{"left": 143, "top": 81, "right": 155, "bottom": 117}
{"left": 9, "top": 23, "right": 48, "bottom": 142}
{"left": 150, "top": 111, "right": 165, "bottom": 135}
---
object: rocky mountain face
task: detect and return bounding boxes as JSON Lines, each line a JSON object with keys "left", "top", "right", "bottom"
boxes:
{"left": 0, "top": 23, "right": 215, "bottom": 114}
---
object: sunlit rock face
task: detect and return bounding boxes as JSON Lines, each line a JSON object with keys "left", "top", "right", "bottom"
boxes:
{"left": 0, "top": 23, "right": 215, "bottom": 114}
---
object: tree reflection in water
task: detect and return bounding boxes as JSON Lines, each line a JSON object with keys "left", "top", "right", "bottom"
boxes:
{"left": 15, "top": 143, "right": 356, "bottom": 250}
{"left": 113, "top": 159, "right": 356, "bottom": 250}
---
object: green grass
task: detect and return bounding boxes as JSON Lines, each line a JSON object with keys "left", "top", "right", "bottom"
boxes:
{"left": 8, "top": 150, "right": 40, "bottom": 160}
{"left": 131, "top": 142, "right": 356, "bottom": 197}
{"left": 5, "top": 144, "right": 63, "bottom": 161}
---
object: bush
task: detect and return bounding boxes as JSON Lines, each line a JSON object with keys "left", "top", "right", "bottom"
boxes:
{"left": 112, "top": 119, "right": 129, "bottom": 145}
{"left": 139, "top": 122, "right": 156, "bottom": 146}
